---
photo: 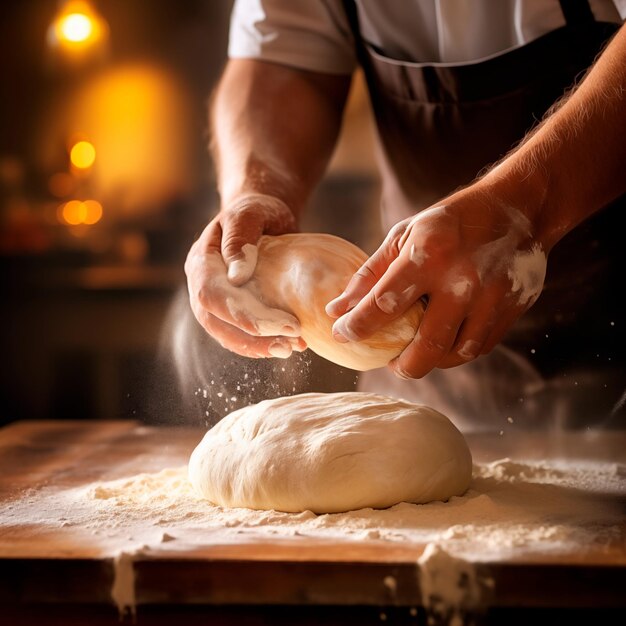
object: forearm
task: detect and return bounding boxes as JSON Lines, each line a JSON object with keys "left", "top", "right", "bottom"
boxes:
{"left": 211, "top": 59, "right": 351, "bottom": 218}
{"left": 481, "top": 24, "right": 626, "bottom": 250}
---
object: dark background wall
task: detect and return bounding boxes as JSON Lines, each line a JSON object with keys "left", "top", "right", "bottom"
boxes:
{"left": 0, "top": 0, "right": 381, "bottom": 427}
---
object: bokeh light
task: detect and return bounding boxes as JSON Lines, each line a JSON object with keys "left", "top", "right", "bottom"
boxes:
{"left": 59, "top": 13, "right": 93, "bottom": 43}
{"left": 70, "top": 140, "right": 96, "bottom": 169}
{"left": 47, "top": 0, "right": 109, "bottom": 55}
{"left": 57, "top": 64, "right": 194, "bottom": 217}
{"left": 82, "top": 199, "right": 103, "bottom": 224}
{"left": 59, "top": 199, "right": 103, "bottom": 225}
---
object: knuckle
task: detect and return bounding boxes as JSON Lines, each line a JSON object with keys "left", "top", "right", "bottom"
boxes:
{"left": 226, "top": 195, "right": 295, "bottom": 232}
{"left": 373, "top": 290, "right": 399, "bottom": 315}
{"left": 196, "top": 285, "right": 215, "bottom": 307}
{"left": 416, "top": 330, "right": 448, "bottom": 355}
{"left": 386, "top": 221, "right": 408, "bottom": 246}
{"left": 221, "top": 230, "right": 249, "bottom": 255}
{"left": 355, "top": 264, "right": 377, "bottom": 281}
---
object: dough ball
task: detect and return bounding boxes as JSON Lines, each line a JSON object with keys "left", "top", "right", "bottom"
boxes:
{"left": 188, "top": 392, "right": 472, "bottom": 514}
{"left": 250, "top": 234, "right": 425, "bottom": 371}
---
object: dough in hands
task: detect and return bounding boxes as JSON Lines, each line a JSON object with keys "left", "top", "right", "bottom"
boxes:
{"left": 188, "top": 392, "right": 472, "bottom": 514}
{"left": 249, "top": 233, "right": 424, "bottom": 371}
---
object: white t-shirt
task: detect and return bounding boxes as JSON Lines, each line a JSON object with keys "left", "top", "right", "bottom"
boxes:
{"left": 229, "top": 0, "right": 626, "bottom": 74}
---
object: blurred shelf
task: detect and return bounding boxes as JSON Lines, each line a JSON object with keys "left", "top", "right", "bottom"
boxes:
{"left": 0, "top": 261, "right": 184, "bottom": 293}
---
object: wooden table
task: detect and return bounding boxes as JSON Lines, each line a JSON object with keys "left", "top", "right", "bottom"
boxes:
{"left": 1, "top": 420, "right": 625, "bottom": 625}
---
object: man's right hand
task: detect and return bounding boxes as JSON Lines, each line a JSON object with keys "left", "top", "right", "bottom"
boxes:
{"left": 185, "top": 194, "right": 307, "bottom": 358}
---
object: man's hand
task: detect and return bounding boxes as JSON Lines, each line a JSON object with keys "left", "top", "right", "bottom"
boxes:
{"left": 185, "top": 194, "right": 307, "bottom": 358}
{"left": 328, "top": 23, "right": 626, "bottom": 380}
{"left": 186, "top": 59, "right": 350, "bottom": 358}
{"left": 326, "top": 188, "right": 548, "bottom": 379}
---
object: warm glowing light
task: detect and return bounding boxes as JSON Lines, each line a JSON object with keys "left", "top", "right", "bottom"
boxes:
{"left": 70, "top": 140, "right": 96, "bottom": 169}
{"left": 59, "top": 199, "right": 103, "bottom": 225}
{"left": 61, "top": 200, "right": 82, "bottom": 225}
{"left": 82, "top": 199, "right": 103, "bottom": 224}
{"left": 62, "top": 65, "right": 195, "bottom": 216}
{"left": 47, "top": 1, "right": 109, "bottom": 55}
{"left": 59, "top": 13, "right": 93, "bottom": 42}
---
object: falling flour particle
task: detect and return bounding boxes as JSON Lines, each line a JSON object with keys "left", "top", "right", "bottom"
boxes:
{"left": 383, "top": 575, "right": 398, "bottom": 594}
{"left": 507, "top": 244, "right": 547, "bottom": 305}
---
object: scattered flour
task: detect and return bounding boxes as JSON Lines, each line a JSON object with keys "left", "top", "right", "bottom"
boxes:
{"left": 409, "top": 243, "right": 428, "bottom": 267}
{"left": 418, "top": 543, "right": 491, "bottom": 626}
{"left": 1, "top": 458, "right": 624, "bottom": 617}
{"left": 376, "top": 291, "right": 400, "bottom": 314}
{"left": 111, "top": 552, "right": 136, "bottom": 619}
{"left": 507, "top": 244, "right": 547, "bottom": 306}
{"left": 444, "top": 277, "right": 472, "bottom": 299}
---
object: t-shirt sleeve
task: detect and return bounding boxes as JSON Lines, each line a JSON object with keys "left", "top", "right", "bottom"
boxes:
{"left": 228, "top": 0, "right": 357, "bottom": 75}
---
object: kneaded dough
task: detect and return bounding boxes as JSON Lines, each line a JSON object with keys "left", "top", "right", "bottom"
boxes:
{"left": 250, "top": 234, "right": 425, "bottom": 371}
{"left": 188, "top": 392, "right": 472, "bottom": 514}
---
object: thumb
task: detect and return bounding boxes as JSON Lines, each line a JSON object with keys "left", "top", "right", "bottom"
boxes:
{"left": 221, "top": 210, "right": 266, "bottom": 286}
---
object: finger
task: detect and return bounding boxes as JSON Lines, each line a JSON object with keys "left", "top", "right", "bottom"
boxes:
{"left": 481, "top": 305, "right": 526, "bottom": 354}
{"left": 200, "top": 281, "right": 302, "bottom": 338}
{"left": 221, "top": 196, "right": 296, "bottom": 286}
{"left": 204, "top": 216, "right": 223, "bottom": 254}
{"left": 325, "top": 222, "right": 408, "bottom": 318}
{"left": 331, "top": 255, "right": 423, "bottom": 342}
{"left": 196, "top": 310, "right": 307, "bottom": 359}
{"left": 221, "top": 209, "right": 265, "bottom": 286}
{"left": 188, "top": 251, "right": 302, "bottom": 338}
{"left": 389, "top": 293, "right": 469, "bottom": 379}
{"left": 436, "top": 293, "right": 504, "bottom": 369}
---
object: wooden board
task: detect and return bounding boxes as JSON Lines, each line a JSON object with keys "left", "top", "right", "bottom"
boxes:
{"left": 0, "top": 420, "right": 625, "bottom": 612}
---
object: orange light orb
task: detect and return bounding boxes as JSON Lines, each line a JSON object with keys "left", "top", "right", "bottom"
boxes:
{"left": 70, "top": 140, "right": 96, "bottom": 169}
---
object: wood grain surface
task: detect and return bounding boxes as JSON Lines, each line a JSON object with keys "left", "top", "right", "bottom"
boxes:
{"left": 0, "top": 420, "right": 625, "bottom": 616}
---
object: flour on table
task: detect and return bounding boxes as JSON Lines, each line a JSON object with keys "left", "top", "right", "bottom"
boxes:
{"left": 418, "top": 543, "right": 492, "bottom": 625}
{"left": 1, "top": 455, "right": 624, "bottom": 616}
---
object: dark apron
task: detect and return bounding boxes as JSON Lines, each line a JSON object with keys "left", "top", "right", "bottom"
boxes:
{"left": 343, "top": 0, "right": 625, "bottom": 426}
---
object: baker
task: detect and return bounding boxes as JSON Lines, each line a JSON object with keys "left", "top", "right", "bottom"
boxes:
{"left": 185, "top": 0, "right": 626, "bottom": 427}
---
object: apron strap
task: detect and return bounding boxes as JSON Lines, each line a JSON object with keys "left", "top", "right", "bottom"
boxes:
{"left": 341, "top": 0, "right": 367, "bottom": 64}
{"left": 558, "top": 0, "right": 595, "bottom": 26}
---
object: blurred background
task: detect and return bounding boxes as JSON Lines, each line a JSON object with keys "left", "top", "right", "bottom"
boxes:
{"left": 0, "top": 0, "right": 382, "bottom": 427}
